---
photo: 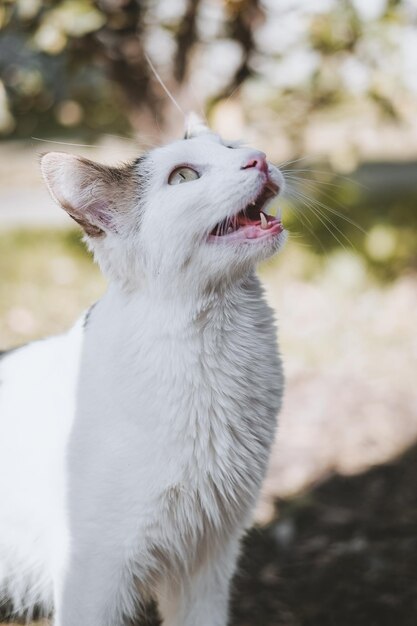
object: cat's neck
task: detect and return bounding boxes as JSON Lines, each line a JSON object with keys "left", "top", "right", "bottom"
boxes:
{"left": 80, "top": 273, "right": 271, "bottom": 394}
{"left": 91, "top": 272, "right": 265, "bottom": 339}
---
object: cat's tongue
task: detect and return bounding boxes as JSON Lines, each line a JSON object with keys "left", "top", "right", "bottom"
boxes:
{"left": 235, "top": 219, "right": 283, "bottom": 240}
{"left": 216, "top": 214, "right": 283, "bottom": 241}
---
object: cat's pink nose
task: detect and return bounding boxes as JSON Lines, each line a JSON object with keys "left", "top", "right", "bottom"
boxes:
{"left": 241, "top": 152, "right": 268, "bottom": 174}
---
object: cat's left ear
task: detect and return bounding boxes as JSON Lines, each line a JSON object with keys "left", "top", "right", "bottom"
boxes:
{"left": 184, "top": 112, "right": 211, "bottom": 139}
{"left": 41, "top": 152, "right": 135, "bottom": 237}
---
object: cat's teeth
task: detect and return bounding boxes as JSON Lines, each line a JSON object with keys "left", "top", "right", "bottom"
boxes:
{"left": 227, "top": 227, "right": 233, "bottom": 234}
{"left": 260, "top": 212, "right": 268, "bottom": 229}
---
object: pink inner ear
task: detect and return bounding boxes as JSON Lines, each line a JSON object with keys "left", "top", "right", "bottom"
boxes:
{"left": 87, "top": 200, "right": 114, "bottom": 229}
{"left": 67, "top": 197, "right": 116, "bottom": 238}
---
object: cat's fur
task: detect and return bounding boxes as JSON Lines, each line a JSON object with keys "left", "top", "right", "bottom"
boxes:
{"left": 0, "top": 119, "right": 286, "bottom": 626}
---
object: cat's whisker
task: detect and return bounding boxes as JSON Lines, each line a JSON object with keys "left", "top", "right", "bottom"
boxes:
{"left": 286, "top": 230, "right": 306, "bottom": 239}
{"left": 284, "top": 189, "right": 315, "bottom": 229}
{"left": 283, "top": 173, "right": 345, "bottom": 189}
{"left": 277, "top": 155, "right": 310, "bottom": 169}
{"left": 291, "top": 190, "right": 362, "bottom": 234}
{"left": 225, "top": 83, "right": 242, "bottom": 104}
{"left": 284, "top": 196, "right": 328, "bottom": 255}
{"left": 295, "top": 184, "right": 365, "bottom": 234}
{"left": 184, "top": 83, "right": 210, "bottom": 127}
{"left": 31, "top": 137, "right": 99, "bottom": 148}
{"left": 289, "top": 188, "right": 355, "bottom": 251}
{"left": 284, "top": 174, "right": 365, "bottom": 237}
{"left": 145, "top": 53, "right": 186, "bottom": 119}
{"left": 101, "top": 132, "right": 162, "bottom": 150}
{"left": 282, "top": 168, "right": 364, "bottom": 188}
{"left": 32, "top": 134, "right": 161, "bottom": 154}
{"left": 287, "top": 231, "right": 317, "bottom": 250}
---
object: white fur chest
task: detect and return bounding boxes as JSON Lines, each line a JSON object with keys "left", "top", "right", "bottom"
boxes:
{"left": 68, "top": 275, "right": 283, "bottom": 584}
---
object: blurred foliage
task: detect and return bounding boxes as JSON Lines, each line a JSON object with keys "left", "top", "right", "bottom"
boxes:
{"left": 0, "top": 0, "right": 416, "bottom": 140}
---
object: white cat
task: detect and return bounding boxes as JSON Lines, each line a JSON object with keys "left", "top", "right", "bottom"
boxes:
{"left": 0, "top": 118, "right": 286, "bottom": 626}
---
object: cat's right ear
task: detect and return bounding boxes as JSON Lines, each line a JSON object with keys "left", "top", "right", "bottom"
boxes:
{"left": 41, "top": 152, "right": 134, "bottom": 237}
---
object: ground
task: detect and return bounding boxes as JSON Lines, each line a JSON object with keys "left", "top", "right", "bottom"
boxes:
{"left": 231, "top": 444, "right": 417, "bottom": 626}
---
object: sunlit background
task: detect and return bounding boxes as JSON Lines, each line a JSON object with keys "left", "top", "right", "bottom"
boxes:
{"left": 1, "top": 1, "right": 417, "bottom": 624}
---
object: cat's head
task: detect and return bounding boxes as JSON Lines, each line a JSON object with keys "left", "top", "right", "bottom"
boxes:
{"left": 41, "top": 118, "right": 286, "bottom": 293}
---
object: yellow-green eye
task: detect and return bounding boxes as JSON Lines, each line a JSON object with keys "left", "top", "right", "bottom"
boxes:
{"left": 168, "top": 166, "right": 199, "bottom": 185}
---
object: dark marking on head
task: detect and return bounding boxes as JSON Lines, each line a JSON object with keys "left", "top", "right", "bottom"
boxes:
{"left": 133, "top": 155, "right": 148, "bottom": 190}
{"left": 133, "top": 155, "right": 147, "bottom": 168}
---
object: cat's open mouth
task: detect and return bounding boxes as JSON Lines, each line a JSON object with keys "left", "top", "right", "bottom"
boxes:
{"left": 208, "top": 182, "right": 283, "bottom": 243}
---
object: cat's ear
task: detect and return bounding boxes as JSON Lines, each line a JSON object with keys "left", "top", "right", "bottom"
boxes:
{"left": 184, "top": 112, "right": 211, "bottom": 139}
{"left": 41, "top": 152, "right": 134, "bottom": 237}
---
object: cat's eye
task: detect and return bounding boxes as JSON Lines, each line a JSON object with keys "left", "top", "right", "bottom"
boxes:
{"left": 168, "top": 166, "right": 199, "bottom": 185}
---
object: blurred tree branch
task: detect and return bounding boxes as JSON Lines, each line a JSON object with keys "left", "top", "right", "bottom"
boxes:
{"left": 174, "top": 0, "right": 201, "bottom": 83}
{"left": 223, "top": 0, "right": 264, "bottom": 93}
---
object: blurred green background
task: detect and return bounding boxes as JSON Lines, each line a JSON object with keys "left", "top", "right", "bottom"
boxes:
{"left": 1, "top": 1, "right": 417, "bottom": 625}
